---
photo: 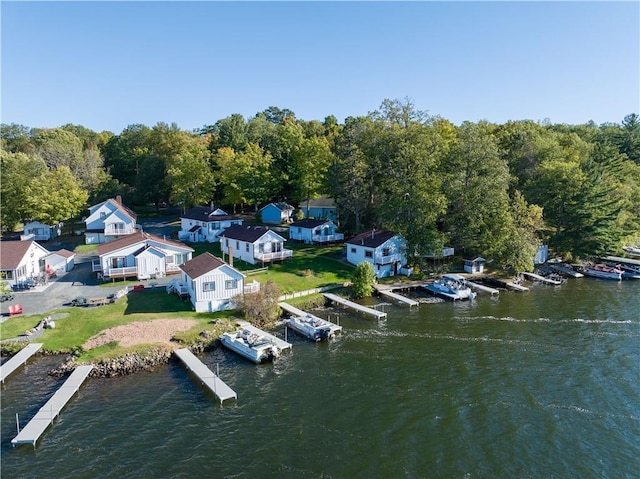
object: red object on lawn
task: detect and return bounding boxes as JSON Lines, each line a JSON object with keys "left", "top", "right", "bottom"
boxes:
{"left": 9, "top": 304, "right": 23, "bottom": 315}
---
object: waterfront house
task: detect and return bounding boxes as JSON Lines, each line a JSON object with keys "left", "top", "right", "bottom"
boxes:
{"left": 464, "top": 257, "right": 486, "bottom": 274}
{"left": 346, "top": 230, "right": 409, "bottom": 279}
{"left": 178, "top": 206, "right": 243, "bottom": 243}
{"left": 0, "top": 240, "right": 51, "bottom": 288}
{"left": 179, "top": 252, "right": 254, "bottom": 312}
{"left": 20, "top": 221, "right": 62, "bottom": 242}
{"left": 44, "top": 249, "right": 75, "bottom": 275}
{"left": 221, "top": 225, "right": 292, "bottom": 265}
{"left": 84, "top": 196, "right": 137, "bottom": 244}
{"left": 260, "top": 202, "right": 295, "bottom": 224}
{"left": 289, "top": 219, "right": 344, "bottom": 244}
{"left": 300, "top": 196, "right": 338, "bottom": 221}
{"left": 93, "top": 232, "right": 193, "bottom": 281}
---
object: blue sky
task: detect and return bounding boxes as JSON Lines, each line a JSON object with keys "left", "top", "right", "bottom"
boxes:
{"left": 2, "top": 1, "right": 638, "bottom": 133}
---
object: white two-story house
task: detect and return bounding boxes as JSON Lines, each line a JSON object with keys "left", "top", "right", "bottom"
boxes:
{"left": 178, "top": 252, "right": 249, "bottom": 312}
{"left": 84, "top": 196, "right": 137, "bottom": 244}
{"left": 221, "top": 225, "right": 292, "bottom": 265}
{"left": 178, "top": 206, "right": 243, "bottom": 243}
{"left": 346, "top": 230, "right": 409, "bottom": 279}
{"left": 93, "top": 232, "right": 193, "bottom": 281}
{"left": 289, "top": 219, "right": 344, "bottom": 244}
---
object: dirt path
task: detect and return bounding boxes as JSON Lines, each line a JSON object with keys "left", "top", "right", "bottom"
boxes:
{"left": 83, "top": 318, "right": 197, "bottom": 350}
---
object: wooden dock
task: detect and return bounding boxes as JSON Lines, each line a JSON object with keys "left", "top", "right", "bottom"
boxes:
{"left": 550, "top": 264, "right": 584, "bottom": 278}
{"left": 505, "top": 282, "right": 529, "bottom": 291}
{"left": 278, "top": 302, "right": 343, "bottom": 336}
{"left": 323, "top": 293, "right": 387, "bottom": 319}
{"left": 522, "top": 272, "right": 563, "bottom": 285}
{"left": 1, "top": 343, "right": 43, "bottom": 383}
{"left": 601, "top": 255, "right": 640, "bottom": 267}
{"left": 12, "top": 365, "right": 93, "bottom": 447}
{"left": 174, "top": 348, "right": 236, "bottom": 404}
{"left": 236, "top": 321, "right": 292, "bottom": 351}
{"left": 375, "top": 288, "right": 418, "bottom": 307}
{"left": 465, "top": 281, "right": 499, "bottom": 295}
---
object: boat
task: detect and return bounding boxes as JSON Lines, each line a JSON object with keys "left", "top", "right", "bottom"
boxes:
{"left": 619, "top": 264, "right": 640, "bottom": 280}
{"left": 582, "top": 264, "right": 623, "bottom": 281}
{"left": 284, "top": 314, "right": 340, "bottom": 341}
{"left": 219, "top": 329, "right": 280, "bottom": 364}
{"left": 423, "top": 275, "right": 477, "bottom": 301}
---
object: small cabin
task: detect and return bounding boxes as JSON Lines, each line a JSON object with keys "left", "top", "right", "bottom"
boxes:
{"left": 260, "top": 202, "right": 295, "bottom": 225}
{"left": 464, "top": 257, "right": 485, "bottom": 274}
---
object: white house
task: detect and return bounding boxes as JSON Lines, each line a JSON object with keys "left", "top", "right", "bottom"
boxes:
{"left": 178, "top": 252, "right": 249, "bottom": 312}
{"left": 20, "top": 221, "right": 62, "bottom": 241}
{"left": 300, "top": 196, "right": 338, "bottom": 221}
{"left": 346, "top": 230, "right": 409, "bottom": 279}
{"left": 93, "top": 232, "right": 194, "bottom": 281}
{"left": 0, "top": 240, "right": 51, "bottom": 288}
{"left": 84, "top": 196, "right": 138, "bottom": 244}
{"left": 221, "top": 225, "right": 292, "bottom": 265}
{"left": 289, "top": 219, "right": 344, "bottom": 244}
{"left": 44, "top": 249, "right": 75, "bottom": 275}
{"left": 178, "top": 206, "right": 243, "bottom": 243}
{"left": 260, "top": 202, "right": 295, "bottom": 224}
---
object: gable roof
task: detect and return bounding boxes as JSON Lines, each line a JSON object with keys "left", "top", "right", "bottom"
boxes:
{"left": 47, "top": 249, "right": 75, "bottom": 259}
{"left": 181, "top": 206, "right": 240, "bottom": 222}
{"left": 180, "top": 252, "right": 239, "bottom": 279}
{"left": 290, "top": 219, "right": 334, "bottom": 229}
{"left": 261, "top": 202, "right": 294, "bottom": 212}
{"left": 90, "top": 198, "right": 137, "bottom": 221}
{"left": 346, "top": 230, "right": 399, "bottom": 248}
{"left": 221, "top": 225, "right": 284, "bottom": 243}
{"left": 97, "top": 232, "right": 194, "bottom": 256}
{"left": 0, "top": 240, "right": 49, "bottom": 269}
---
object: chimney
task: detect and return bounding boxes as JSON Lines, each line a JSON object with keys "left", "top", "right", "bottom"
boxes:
{"left": 116, "top": 195, "right": 122, "bottom": 205}
{"left": 371, "top": 229, "right": 375, "bottom": 238}
{"left": 228, "top": 245, "right": 234, "bottom": 267}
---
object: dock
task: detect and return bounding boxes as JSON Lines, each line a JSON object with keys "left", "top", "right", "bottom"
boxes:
{"left": 278, "top": 302, "right": 343, "bottom": 336}
{"left": 12, "top": 365, "right": 92, "bottom": 447}
{"left": 1, "top": 343, "right": 43, "bottom": 383}
{"left": 465, "top": 281, "right": 499, "bottom": 295}
{"left": 505, "top": 281, "right": 529, "bottom": 291}
{"left": 322, "top": 293, "right": 387, "bottom": 319}
{"left": 600, "top": 256, "right": 640, "bottom": 267}
{"left": 174, "top": 348, "right": 236, "bottom": 403}
{"left": 375, "top": 288, "right": 419, "bottom": 307}
{"left": 550, "top": 264, "right": 584, "bottom": 278}
{"left": 236, "top": 320, "right": 292, "bottom": 351}
{"left": 521, "top": 272, "right": 563, "bottom": 285}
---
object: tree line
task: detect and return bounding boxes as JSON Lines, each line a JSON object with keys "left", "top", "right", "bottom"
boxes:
{"left": 2, "top": 100, "right": 639, "bottom": 272}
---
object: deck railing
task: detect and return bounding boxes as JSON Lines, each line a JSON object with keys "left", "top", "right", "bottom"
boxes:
{"left": 104, "top": 266, "right": 137, "bottom": 277}
{"left": 311, "top": 233, "right": 344, "bottom": 243}
{"left": 254, "top": 249, "right": 293, "bottom": 262}
{"left": 243, "top": 280, "right": 261, "bottom": 294}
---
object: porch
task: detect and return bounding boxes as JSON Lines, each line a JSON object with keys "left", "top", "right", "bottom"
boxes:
{"left": 254, "top": 249, "right": 293, "bottom": 262}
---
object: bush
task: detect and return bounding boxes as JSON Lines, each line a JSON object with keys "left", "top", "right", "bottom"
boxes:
{"left": 351, "top": 262, "right": 376, "bottom": 298}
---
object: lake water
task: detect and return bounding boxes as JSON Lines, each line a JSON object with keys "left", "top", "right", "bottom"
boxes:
{"left": 2, "top": 278, "right": 639, "bottom": 478}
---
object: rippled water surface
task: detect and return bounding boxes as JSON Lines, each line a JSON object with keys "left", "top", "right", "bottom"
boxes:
{"left": 2, "top": 279, "right": 639, "bottom": 478}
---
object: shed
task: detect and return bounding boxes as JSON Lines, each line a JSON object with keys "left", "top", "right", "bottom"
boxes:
{"left": 260, "top": 202, "right": 294, "bottom": 224}
{"left": 464, "top": 257, "right": 486, "bottom": 274}
{"left": 44, "top": 249, "right": 75, "bottom": 274}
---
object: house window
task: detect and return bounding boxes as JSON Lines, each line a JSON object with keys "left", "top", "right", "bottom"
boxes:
{"left": 225, "top": 279, "right": 238, "bottom": 289}
{"left": 113, "top": 222, "right": 125, "bottom": 232}
{"left": 203, "top": 282, "right": 216, "bottom": 292}
{"left": 236, "top": 241, "right": 240, "bottom": 249}
{"left": 382, "top": 248, "right": 391, "bottom": 257}
{"left": 365, "top": 250, "right": 373, "bottom": 258}
{"left": 0, "top": 271, "right": 13, "bottom": 279}
{"left": 174, "top": 253, "right": 188, "bottom": 264}
{"left": 111, "top": 257, "right": 125, "bottom": 268}
{"left": 298, "top": 228, "right": 302, "bottom": 233}
{"left": 226, "top": 239, "right": 229, "bottom": 248}
{"left": 100, "top": 212, "right": 106, "bottom": 219}
{"left": 246, "top": 243, "right": 249, "bottom": 252}
{"left": 350, "top": 247, "right": 356, "bottom": 254}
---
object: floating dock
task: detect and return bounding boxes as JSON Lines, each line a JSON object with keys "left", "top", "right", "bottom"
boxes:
{"left": 465, "top": 281, "right": 499, "bottom": 295}
{"left": 505, "top": 282, "right": 529, "bottom": 291}
{"left": 236, "top": 321, "right": 293, "bottom": 351}
{"left": 376, "top": 288, "right": 418, "bottom": 307}
{"left": 322, "top": 293, "right": 387, "bottom": 319}
{"left": 12, "top": 365, "right": 93, "bottom": 447}
{"left": 174, "top": 348, "right": 236, "bottom": 403}
{"left": 600, "top": 256, "right": 640, "bottom": 267}
{"left": 550, "top": 264, "right": 584, "bottom": 278}
{"left": 278, "top": 302, "right": 343, "bottom": 335}
{"left": 1, "top": 343, "right": 43, "bottom": 383}
{"left": 521, "top": 272, "right": 563, "bottom": 285}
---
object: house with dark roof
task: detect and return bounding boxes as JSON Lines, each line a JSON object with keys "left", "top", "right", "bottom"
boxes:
{"left": 84, "top": 196, "right": 138, "bottom": 244}
{"left": 220, "top": 225, "right": 292, "bottom": 265}
{"left": 178, "top": 206, "right": 243, "bottom": 243}
{"left": 92, "top": 232, "right": 194, "bottom": 280}
{"left": 178, "top": 252, "right": 253, "bottom": 312}
{"left": 260, "top": 202, "right": 295, "bottom": 224}
{"left": 300, "top": 196, "right": 338, "bottom": 221}
{"left": 0, "top": 240, "right": 51, "bottom": 288}
{"left": 345, "top": 230, "right": 409, "bottom": 278}
{"left": 289, "top": 219, "right": 344, "bottom": 244}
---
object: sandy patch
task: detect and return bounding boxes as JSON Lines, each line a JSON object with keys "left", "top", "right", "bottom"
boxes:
{"left": 83, "top": 318, "right": 198, "bottom": 350}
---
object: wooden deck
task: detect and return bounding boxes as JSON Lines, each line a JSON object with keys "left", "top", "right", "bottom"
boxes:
{"left": 375, "top": 288, "right": 418, "bottom": 307}
{"left": 601, "top": 255, "right": 640, "bottom": 267}
{"left": 465, "top": 281, "right": 499, "bottom": 295}
{"left": 12, "top": 365, "right": 93, "bottom": 447}
{"left": 0, "top": 343, "right": 43, "bottom": 383}
{"left": 323, "top": 293, "right": 387, "bottom": 319}
{"left": 174, "top": 348, "right": 236, "bottom": 404}
{"left": 236, "top": 321, "right": 293, "bottom": 351}
{"left": 550, "top": 264, "right": 584, "bottom": 278}
{"left": 522, "top": 272, "right": 563, "bottom": 285}
{"left": 505, "top": 282, "right": 529, "bottom": 291}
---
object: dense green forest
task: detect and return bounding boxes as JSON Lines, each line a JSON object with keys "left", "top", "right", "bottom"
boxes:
{"left": 2, "top": 99, "right": 639, "bottom": 272}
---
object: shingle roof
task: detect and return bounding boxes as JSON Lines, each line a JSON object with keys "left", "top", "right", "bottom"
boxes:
{"left": 181, "top": 206, "right": 240, "bottom": 222}
{"left": 346, "top": 230, "right": 398, "bottom": 248}
{"left": 97, "top": 232, "right": 194, "bottom": 256}
{"left": 221, "top": 225, "right": 282, "bottom": 243}
{"left": 0, "top": 240, "right": 48, "bottom": 269}
{"left": 102, "top": 198, "right": 137, "bottom": 221}
{"left": 290, "top": 219, "right": 333, "bottom": 229}
{"left": 47, "top": 249, "right": 75, "bottom": 258}
{"left": 179, "top": 252, "right": 227, "bottom": 279}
